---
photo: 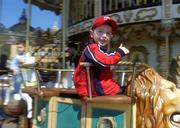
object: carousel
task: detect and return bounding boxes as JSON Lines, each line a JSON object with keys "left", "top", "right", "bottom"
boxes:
{"left": 0, "top": 0, "right": 180, "bottom": 128}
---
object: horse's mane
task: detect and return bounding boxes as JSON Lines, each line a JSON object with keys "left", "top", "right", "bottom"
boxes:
{"left": 130, "top": 67, "right": 161, "bottom": 97}
{"left": 126, "top": 67, "right": 175, "bottom": 128}
{"left": 168, "top": 54, "right": 180, "bottom": 88}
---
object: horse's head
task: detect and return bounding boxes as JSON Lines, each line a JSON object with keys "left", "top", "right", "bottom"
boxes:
{"left": 126, "top": 67, "right": 180, "bottom": 128}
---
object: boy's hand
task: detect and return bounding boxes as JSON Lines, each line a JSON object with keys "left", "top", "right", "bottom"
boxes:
{"left": 119, "top": 43, "right": 129, "bottom": 55}
{"left": 20, "top": 61, "right": 25, "bottom": 65}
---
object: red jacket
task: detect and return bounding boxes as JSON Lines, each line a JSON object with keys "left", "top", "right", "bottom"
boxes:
{"left": 73, "top": 43, "right": 125, "bottom": 97}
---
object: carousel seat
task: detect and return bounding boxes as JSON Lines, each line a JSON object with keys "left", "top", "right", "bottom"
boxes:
{"left": 83, "top": 95, "right": 132, "bottom": 104}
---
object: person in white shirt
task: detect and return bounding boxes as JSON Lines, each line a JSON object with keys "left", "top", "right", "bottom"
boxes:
{"left": 10, "top": 42, "right": 35, "bottom": 94}
{"left": 9, "top": 42, "right": 35, "bottom": 118}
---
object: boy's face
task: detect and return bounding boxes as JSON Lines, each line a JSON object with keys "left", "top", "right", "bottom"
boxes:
{"left": 17, "top": 44, "right": 25, "bottom": 54}
{"left": 90, "top": 24, "right": 113, "bottom": 46}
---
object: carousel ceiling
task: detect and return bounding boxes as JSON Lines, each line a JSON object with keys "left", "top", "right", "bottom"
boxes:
{"left": 23, "top": 0, "right": 63, "bottom": 15}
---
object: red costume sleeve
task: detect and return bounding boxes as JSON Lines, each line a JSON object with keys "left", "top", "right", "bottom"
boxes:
{"left": 84, "top": 43, "right": 125, "bottom": 66}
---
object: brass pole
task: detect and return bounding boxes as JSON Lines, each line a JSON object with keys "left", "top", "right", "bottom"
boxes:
{"left": 80, "top": 62, "right": 92, "bottom": 99}
{"left": 62, "top": 0, "right": 66, "bottom": 68}
{"left": 86, "top": 66, "right": 92, "bottom": 99}
{"left": 26, "top": 0, "right": 31, "bottom": 52}
{"left": 165, "top": 35, "right": 169, "bottom": 77}
{"left": 0, "top": 0, "right": 2, "bottom": 23}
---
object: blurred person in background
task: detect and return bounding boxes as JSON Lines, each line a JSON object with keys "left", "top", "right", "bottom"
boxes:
{"left": 9, "top": 41, "right": 35, "bottom": 119}
{"left": 0, "top": 54, "right": 9, "bottom": 75}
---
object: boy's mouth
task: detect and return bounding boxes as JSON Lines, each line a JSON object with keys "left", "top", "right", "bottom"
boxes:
{"left": 98, "top": 41, "right": 106, "bottom": 46}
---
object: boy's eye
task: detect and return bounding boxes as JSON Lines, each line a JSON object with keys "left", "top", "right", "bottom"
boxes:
{"left": 97, "top": 30, "right": 103, "bottom": 33}
{"left": 106, "top": 32, "right": 112, "bottom": 36}
{"left": 95, "top": 29, "right": 112, "bottom": 37}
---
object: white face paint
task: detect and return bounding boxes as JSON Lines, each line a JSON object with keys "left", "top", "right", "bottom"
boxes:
{"left": 91, "top": 24, "right": 113, "bottom": 46}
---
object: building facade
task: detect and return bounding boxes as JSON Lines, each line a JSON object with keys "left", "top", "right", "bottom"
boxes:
{"left": 63, "top": 0, "right": 180, "bottom": 78}
{"left": 25, "top": 0, "right": 180, "bottom": 79}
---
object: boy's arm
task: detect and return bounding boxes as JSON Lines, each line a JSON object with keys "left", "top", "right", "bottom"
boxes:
{"left": 10, "top": 57, "right": 19, "bottom": 74}
{"left": 84, "top": 44, "right": 126, "bottom": 66}
{"left": 24, "top": 53, "right": 35, "bottom": 64}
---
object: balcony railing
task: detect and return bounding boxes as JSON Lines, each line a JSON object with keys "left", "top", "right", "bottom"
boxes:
{"left": 69, "top": 0, "right": 162, "bottom": 26}
{"left": 102, "top": 0, "right": 162, "bottom": 15}
{"left": 69, "top": 0, "right": 94, "bottom": 26}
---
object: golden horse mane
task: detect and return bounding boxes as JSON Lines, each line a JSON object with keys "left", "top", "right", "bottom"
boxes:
{"left": 126, "top": 67, "right": 177, "bottom": 128}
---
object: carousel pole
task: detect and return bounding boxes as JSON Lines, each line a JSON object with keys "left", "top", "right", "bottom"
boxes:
{"left": 62, "top": 1, "right": 65, "bottom": 68}
{"left": 0, "top": 0, "right": 2, "bottom": 24}
{"left": 0, "top": 0, "right": 3, "bottom": 56}
{"left": 25, "top": 0, "right": 31, "bottom": 52}
{"left": 160, "top": 0, "right": 173, "bottom": 77}
{"left": 26, "top": 1, "right": 38, "bottom": 127}
{"left": 62, "top": 0, "right": 69, "bottom": 68}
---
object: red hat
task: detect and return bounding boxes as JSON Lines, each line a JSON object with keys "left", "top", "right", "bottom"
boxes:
{"left": 91, "top": 16, "right": 117, "bottom": 30}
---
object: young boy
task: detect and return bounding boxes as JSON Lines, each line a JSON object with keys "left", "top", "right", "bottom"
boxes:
{"left": 73, "top": 16, "right": 129, "bottom": 97}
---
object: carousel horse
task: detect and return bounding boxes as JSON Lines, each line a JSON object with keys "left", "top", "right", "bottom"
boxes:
{"left": 126, "top": 66, "right": 180, "bottom": 128}
{"left": 0, "top": 74, "right": 29, "bottom": 128}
